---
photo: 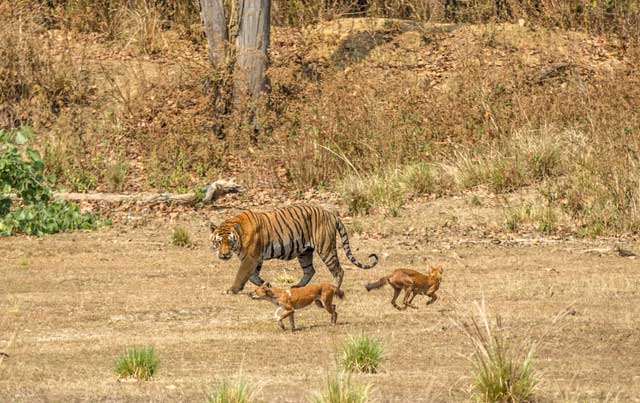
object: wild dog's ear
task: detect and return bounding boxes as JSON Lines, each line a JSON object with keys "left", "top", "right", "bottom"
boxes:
{"left": 264, "top": 282, "right": 272, "bottom": 289}
{"left": 209, "top": 222, "right": 217, "bottom": 233}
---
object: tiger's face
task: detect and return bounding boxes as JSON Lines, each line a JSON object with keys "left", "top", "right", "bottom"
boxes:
{"left": 209, "top": 222, "right": 241, "bottom": 260}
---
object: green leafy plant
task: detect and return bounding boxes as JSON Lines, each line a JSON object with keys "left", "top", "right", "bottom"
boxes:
{"left": 0, "top": 127, "right": 104, "bottom": 236}
{"left": 115, "top": 346, "right": 159, "bottom": 381}
{"left": 309, "top": 371, "right": 371, "bottom": 403}
{"left": 340, "top": 333, "right": 384, "bottom": 374}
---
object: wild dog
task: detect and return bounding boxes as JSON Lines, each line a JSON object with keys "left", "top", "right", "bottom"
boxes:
{"left": 365, "top": 266, "right": 443, "bottom": 310}
{"left": 251, "top": 282, "right": 344, "bottom": 331}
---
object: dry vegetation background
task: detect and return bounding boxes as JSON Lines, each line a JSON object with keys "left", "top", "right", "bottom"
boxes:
{"left": 2, "top": 1, "right": 640, "bottom": 402}
{"left": 1, "top": 0, "right": 639, "bottom": 236}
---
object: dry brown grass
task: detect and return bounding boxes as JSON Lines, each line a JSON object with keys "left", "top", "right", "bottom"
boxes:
{"left": 2, "top": 2, "right": 640, "bottom": 235}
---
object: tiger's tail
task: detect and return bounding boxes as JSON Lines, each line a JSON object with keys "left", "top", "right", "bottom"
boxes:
{"left": 336, "top": 219, "right": 378, "bottom": 270}
{"left": 365, "top": 276, "right": 389, "bottom": 292}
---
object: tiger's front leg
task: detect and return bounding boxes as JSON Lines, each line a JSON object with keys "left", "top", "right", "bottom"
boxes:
{"left": 248, "top": 262, "right": 265, "bottom": 286}
{"left": 226, "top": 257, "right": 260, "bottom": 294}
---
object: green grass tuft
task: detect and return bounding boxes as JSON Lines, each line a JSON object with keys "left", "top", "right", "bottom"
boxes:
{"left": 309, "top": 371, "right": 371, "bottom": 403}
{"left": 207, "top": 377, "right": 255, "bottom": 403}
{"left": 171, "top": 226, "right": 191, "bottom": 247}
{"left": 457, "top": 301, "right": 538, "bottom": 403}
{"left": 115, "top": 346, "right": 159, "bottom": 381}
{"left": 340, "top": 333, "right": 384, "bottom": 374}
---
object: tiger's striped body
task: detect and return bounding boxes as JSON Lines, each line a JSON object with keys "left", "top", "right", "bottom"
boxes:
{"left": 209, "top": 205, "right": 378, "bottom": 294}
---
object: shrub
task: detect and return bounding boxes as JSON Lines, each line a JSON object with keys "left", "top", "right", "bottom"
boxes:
{"left": 503, "top": 202, "right": 559, "bottom": 235}
{"left": 171, "top": 226, "right": 191, "bottom": 247}
{"left": 309, "top": 371, "right": 371, "bottom": 403}
{"left": 338, "top": 163, "right": 448, "bottom": 217}
{"left": 274, "top": 269, "right": 296, "bottom": 286}
{"left": 0, "top": 127, "right": 103, "bottom": 236}
{"left": 454, "top": 130, "right": 564, "bottom": 194}
{"left": 400, "top": 162, "right": 436, "bottom": 195}
{"left": 207, "top": 377, "right": 255, "bottom": 403}
{"left": 115, "top": 346, "right": 159, "bottom": 381}
{"left": 340, "top": 334, "right": 384, "bottom": 374}
{"left": 106, "top": 160, "right": 128, "bottom": 192}
{"left": 456, "top": 301, "right": 538, "bottom": 403}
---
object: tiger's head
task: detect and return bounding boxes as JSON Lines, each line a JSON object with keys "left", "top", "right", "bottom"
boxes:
{"left": 209, "top": 221, "right": 241, "bottom": 260}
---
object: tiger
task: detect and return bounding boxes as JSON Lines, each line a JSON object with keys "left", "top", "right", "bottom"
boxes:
{"left": 209, "top": 204, "right": 379, "bottom": 294}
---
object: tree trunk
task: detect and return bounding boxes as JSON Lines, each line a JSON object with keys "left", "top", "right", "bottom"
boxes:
{"left": 233, "top": 0, "right": 271, "bottom": 103}
{"left": 200, "top": 0, "right": 271, "bottom": 142}
{"left": 200, "top": 0, "right": 229, "bottom": 67}
{"left": 233, "top": 0, "right": 271, "bottom": 141}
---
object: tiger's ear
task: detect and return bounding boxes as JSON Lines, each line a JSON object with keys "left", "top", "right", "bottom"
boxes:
{"left": 209, "top": 222, "right": 217, "bottom": 233}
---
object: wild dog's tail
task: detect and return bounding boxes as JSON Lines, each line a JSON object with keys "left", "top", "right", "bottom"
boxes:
{"left": 336, "top": 288, "right": 345, "bottom": 300}
{"left": 365, "top": 276, "right": 390, "bottom": 292}
{"left": 336, "top": 219, "right": 378, "bottom": 270}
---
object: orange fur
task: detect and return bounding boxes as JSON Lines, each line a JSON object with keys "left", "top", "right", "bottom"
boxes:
{"left": 251, "top": 282, "right": 344, "bottom": 331}
{"left": 365, "top": 266, "right": 443, "bottom": 310}
{"left": 209, "top": 205, "right": 378, "bottom": 294}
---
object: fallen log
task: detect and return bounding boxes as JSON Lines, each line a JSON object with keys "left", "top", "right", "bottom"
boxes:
{"left": 6, "top": 179, "right": 244, "bottom": 205}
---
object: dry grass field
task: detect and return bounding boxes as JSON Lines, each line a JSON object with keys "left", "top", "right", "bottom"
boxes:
{"left": 2, "top": 196, "right": 639, "bottom": 402}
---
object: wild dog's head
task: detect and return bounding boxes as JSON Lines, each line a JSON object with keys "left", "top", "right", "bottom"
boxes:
{"left": 209, "top": 221, "right": 241, "bottom": 260}
{"left": 251, "top": 282, "right": 275, "bottom": 300}
{"left": 429, "top": 265, "right": 444, "bottom": 281}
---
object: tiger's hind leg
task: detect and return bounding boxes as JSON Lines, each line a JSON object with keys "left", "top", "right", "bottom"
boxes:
{"left": 319, "top": 248, "right": 344, "bottom": 290}
{"left": 292, "top": 249, "right": 315, "bottom": 288}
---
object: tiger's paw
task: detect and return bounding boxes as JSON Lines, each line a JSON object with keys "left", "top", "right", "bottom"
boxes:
{"left": 223, "top": 288, "right": 240, "bottom": 295}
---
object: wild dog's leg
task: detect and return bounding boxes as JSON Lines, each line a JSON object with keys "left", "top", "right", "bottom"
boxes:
{"left": 406, "top": 289, "right": 419, "bottom": 309}
{"left": 248, "top": 261, "right": 265, "bottom": 286}
{"left": 426, "top": 283, "right": 440, "bottom": 305}
{"left": 293, "top": 249, "right": 315, "bottom": 288}
{"left": 278, "top": 309, "right": 295, "bottom": 331}
{"left": 390, "top": 286, "right": 403, "bottom": 310}
{"left": 320, "top": 289, "right": 338, "bottom": 325}
{"left": 402, "top": 286, "right": 415, "bottom": 310}
{"left": 319, "top": 247, "right": 344, "bottom": 290}
{"left": 289, "top": 312, "right": 296, "bottom": 332}
{"left": 227, "top": 256, "right": 259, "bottom": 294}
{"left": 330, "top": 304, "right": 338, "bottom": 325}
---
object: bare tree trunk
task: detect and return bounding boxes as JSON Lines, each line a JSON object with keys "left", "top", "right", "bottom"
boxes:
{"left": 200, "top": 0, "right": 229, "bottom": 67}
{"left": 200, "top": 0, "right": 271, "bottom": 143}
{"left": 233, "top": 0, "right": 271, "bottom": 141}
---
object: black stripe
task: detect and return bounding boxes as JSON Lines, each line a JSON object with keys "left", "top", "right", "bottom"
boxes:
{"left": 269, "top": 243, "right": 275, "bottom": 259}
{"left": 309, "top": 206, "right": 320, "bottom": 239}
{"left": 292, "top": 239, "right": 300, "bottom": 257}
{"left": 264, "top": 215, "right": 285, "bottom": 258}
{"left": 296, "top": 206, "right": 312, "bottom": 246}
{"left": 272, "top": 213, "right": 288, "bottom": 258}
{"left": 278, "top": 210, "right": 296, "bottom": 243}
{"left": 290, "top": 207, "right": 308, "bottom": 247}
